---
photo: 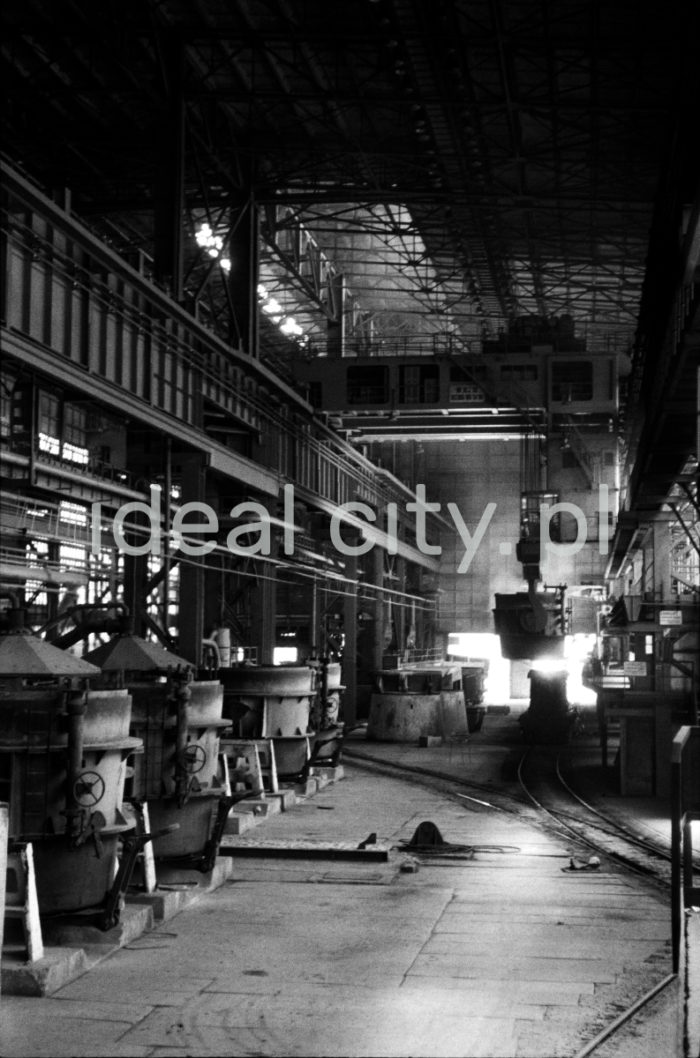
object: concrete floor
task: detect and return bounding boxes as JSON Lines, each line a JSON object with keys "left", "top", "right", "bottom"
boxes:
{"left": 0, "top": 712, "right": 687, "bottom": 1057}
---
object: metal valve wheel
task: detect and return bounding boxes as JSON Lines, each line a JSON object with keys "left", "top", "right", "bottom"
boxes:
{"left": 181, "top": 743, "right": 207, "bottom": 773}
{"left": 73, "top": 770, "right": 106, "bottom": 806}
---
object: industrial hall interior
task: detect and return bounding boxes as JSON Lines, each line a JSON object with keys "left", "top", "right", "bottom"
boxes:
{"left": 0, "top": 2, "right": 699, "bottom": 1058}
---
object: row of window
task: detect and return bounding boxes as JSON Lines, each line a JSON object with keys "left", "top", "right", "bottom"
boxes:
{"left": 0, "top": 382, "right": 90, "bottom": 465}
{"left": 340, "top": 361, "right": 594, "bottom": 406}
{"left": 37, "top": 392, "right": 89, "bottom": 465}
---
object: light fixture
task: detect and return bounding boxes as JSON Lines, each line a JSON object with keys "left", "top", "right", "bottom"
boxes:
{"left": 195, "top": 222, "right": 223, "bottom": 257}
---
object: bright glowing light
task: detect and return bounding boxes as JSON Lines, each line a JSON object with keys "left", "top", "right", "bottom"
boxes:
{"left": 564, "top": 634, "right": 598, "bottom": 706}
{"left": 529, "top": 658, "right": 568, "bottom": 674}
{"left": 273, "top": 646, "right": 298, "bottom": 665}
{"left": 446, "top": 632, "right": 509, "bottom": 704}
{"left": 280, "top": 316, "right": 303, "bottom": 336}
{"left": 195, "top": 223, "right": 213, "bottom": 245}
{"left": 195, "top": 223, "right": 223, "bottom": 256}
{"left": 59, "top": 501, "right": 87, "bottom": 526}
{"left": 257, "top": 285, "right": 308, "bottom": 343}
{"left": 39, "top": 432, "right": 60, "bottom": 456}
{"left": 220, "top": 257, "right": 231, "bottom": 272}
{"left": 62, "top": 441, "right": 89, "bottom": 465}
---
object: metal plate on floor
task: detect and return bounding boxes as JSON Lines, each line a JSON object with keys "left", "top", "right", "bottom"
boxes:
{"left": 219, "top": 838, "right": 390, "bottom": 861}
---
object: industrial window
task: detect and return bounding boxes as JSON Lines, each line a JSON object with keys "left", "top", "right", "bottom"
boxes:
{"left": 450, "top": 364, "right": 487, "bottom": 381}
{"left": 500, "top": 364, "right": 538, "bottom": 380}
{"left": 0, "top": 376, "right": 13, "bottom": 437}
{"left": 307, "top": 381, "right": 322, "bottom": 408}
{"left": 38, "top": 391, "right": 60, "bottom": 455}
{"left": 63, "top": 403, "right": 87, "bottom": 447}
{"left": 551, "top": 361, "right": 593, "bottom": 402}
{"left": 346, "top": 365, "right": 389, "bottom": 405}
{"left": 37, "top": 393, "right": 89, "bottom": 464}
{"left": 62, "top": 404, "right": 88, "bottom": 465}
{"left": 399, "top": 364, "right": 439, "bottom": 403}
{"left": 59, "top": 501, "right": 87, "bottom": 527}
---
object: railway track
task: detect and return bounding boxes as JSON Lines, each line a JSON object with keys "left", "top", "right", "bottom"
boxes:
{"left": 345, "top": 739, "right": 687, "bottom": 889}
{"left": 345, "top": 739, "right": 686, "bottom": 1056}
{"left": 515, "top": 744, "right": 677, "bottom": 888}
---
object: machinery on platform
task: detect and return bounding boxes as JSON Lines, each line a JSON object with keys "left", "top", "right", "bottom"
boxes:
{"left": 460, "top": 662, "right": 488, "bottom": 733}
{"left": 492, "top": 587, "right": 567, "bottom": 661}
{"left": 0, "top": 608, "right": 145, "bottom": 929}
{"left": 82, "top": 618, "right": 233, "bottom": 872}
{"left": 366, "top": 661, "right": 467, "bottom": 742}
{"left": 519, "top": 668, "right": 577, "bottom": 744}
{"left": 221, "top": 663, "right": 316, "bottom": 739}
{"left": 220, "top": 657, "right": 344, "bottom": 783}
{"left": 595, "top": 595, "right": 698, "bottom": 796}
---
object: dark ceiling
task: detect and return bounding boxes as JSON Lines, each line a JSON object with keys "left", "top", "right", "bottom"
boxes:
{"left": 2, "top": 0, "right": 699, "bottom": 359}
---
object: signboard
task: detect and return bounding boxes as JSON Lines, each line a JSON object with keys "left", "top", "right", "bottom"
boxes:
{"left": 623, "top": 661, "right": 648, "bottom": 677}
{"left": 659, "top": 610, "right": 683, "bottom": 626}
{"left": 449, "top": 383, "right": 485, "bottom": 403}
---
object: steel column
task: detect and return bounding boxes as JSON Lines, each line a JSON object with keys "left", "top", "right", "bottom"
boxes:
{"left": 153, "top": 37, "right": 186, "bottom": 301}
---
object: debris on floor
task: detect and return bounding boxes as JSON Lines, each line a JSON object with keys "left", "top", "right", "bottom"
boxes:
{"left": 564, "top": 854, "right": 601, "bottom": 872}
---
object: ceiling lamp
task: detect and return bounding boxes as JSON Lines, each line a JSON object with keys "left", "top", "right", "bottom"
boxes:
{"left": 280, "top": 317, "right": 303, "bottom": 336}
{"left": 195, "top": 222, "right": 223, "bottom": 258}
{"left": 262, "top": 297, "right": 283, "bottom": 316}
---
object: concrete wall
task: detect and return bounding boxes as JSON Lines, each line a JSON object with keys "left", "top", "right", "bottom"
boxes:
{"left": 376, "top": 439, "right": 523, "bottom": 634}
{"left": 370, "top": 434, "right": 613, "bottom": 638}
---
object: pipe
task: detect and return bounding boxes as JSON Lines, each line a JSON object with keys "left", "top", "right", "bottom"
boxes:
{"left": 172, "top": 672, "right": 192, "bottom": 806}
{"left": 39, "top": 601, "right": 129, "bottom": 644}
{"left": 65, "top": 687, "right": 88, "bottom": 841}
{"left": 202, "top": 637, "right": 221, "bottom": 669}
{"left": 319, "top": 653, "right": 329, "bottom": 730}
{"left": 573, "top": 973, "right": 677, "bottom": 1058}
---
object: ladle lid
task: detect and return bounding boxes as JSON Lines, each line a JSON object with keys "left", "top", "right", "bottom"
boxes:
{"left": 83, "top": 632, "right": 191, "bottom": 673}
{"left": 0, "top": 609, "right": 101, "bottom": 677}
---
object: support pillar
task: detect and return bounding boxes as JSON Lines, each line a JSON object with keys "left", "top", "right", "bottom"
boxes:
{"left": 0, "top": 801, "right": 8, "bottom": 971}
{"left": 394, "top": 556, "right": 406, "bottom": 658}
{"left": 372, "top": 545, "right": 385, "bottom": 671}
{"left": 45, "top": 541, "right": 60, "bottom": 629}
{"left": 177, "top": 455, "right": 207, "bottom": 665}
{"left": 153, "top": 38, "right": 185, "bottom": 301}
{"left": 341, "top": 553, "right": 358, "bottom": 727}
{"left": 227, "top": 195, "right": 260, "bottom": 355}
{"left": 161, "top": 439, "right": 173, "bottom": 635}
{"left": 326, "top": 273, "right": 346, "bottom": 358}
{"left": 123, "top": 536, "right": 150, "bottom": 639}
{"left": 250, "top": 563, "right": 276, "bottom": 665}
